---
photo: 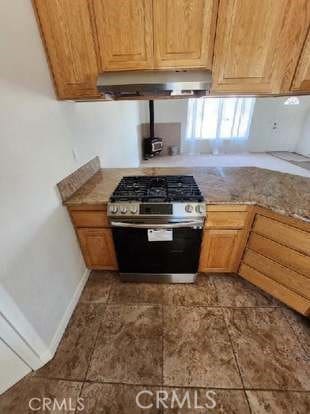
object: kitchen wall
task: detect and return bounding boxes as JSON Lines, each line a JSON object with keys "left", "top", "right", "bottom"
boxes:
{"left": 0, "top": 0, "right": 86, "bottom": 362}
{"left": 66, "top": 101, "right": 140, "bottom": 168}
{"left": 138, "top": 97, "right": 310, "bottom": 155}
{"left": 296, "top": 111, "right": 310, "bottom": 156}
{"left": 0, "top": 0, "right": 140, "bottom": 375}
{"left": 249, "top": 97, "right": 310, "bottom": 152}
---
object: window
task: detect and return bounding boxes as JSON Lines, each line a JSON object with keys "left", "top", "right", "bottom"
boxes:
{"left": 186, "top": 97, "right": 255, "bottom": 140}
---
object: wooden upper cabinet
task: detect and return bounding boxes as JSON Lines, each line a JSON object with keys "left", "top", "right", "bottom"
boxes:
{"left": 92, "top": 0, "right": 154, "bottom": 71}
{"left": 212, "top": 0, "right": 310, "bottom": 94}
{"left": 153, "top": 0, "right": 218, "bottom": 69}
{"left": 291, "top": 30, "right": 310, "bottom": 92}
{"left": 34, "top": 0, "right": 310, "bottom": 99}
{"left": 33, "top": 0, "right": 100, "bottom": 99}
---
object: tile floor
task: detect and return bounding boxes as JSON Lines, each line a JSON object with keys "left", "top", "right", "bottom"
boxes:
{"left": 1, "top": 272, "right": 310, "bottom": 413}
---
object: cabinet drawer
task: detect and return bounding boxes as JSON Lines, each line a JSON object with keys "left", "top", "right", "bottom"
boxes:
{"left": 248, "top": 233, "right": 310, "bottom": 277}
{"left": 239, "top": 263, "right": 310, "bottom": 316}
{"left": 206, "top": 212, "right": 248, "bottom": 229}
{"left": 70, "top": 211, "right": 109, "bottom": 228}
{"left": 243, "top": 249, "right": 310, "bottom": 300}
{"left": 253, "top": 215, "right": 310, "bottom": 256}
{"left": 207, "top": 204, "right": 249, "bottom": 212}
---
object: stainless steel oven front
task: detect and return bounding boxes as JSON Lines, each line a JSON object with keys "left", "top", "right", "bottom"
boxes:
{"left": 110, "top": 217, "right": 204, "bottom": 283}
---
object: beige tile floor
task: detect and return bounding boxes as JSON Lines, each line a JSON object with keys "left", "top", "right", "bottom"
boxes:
{"left": 1, "top": 272, "right": 310, "bottom": 413}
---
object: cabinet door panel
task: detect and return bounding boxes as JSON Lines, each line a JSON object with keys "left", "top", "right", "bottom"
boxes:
{"left": 291, "top": 31, "right": 310, "bottom": 92}
{"left": 199, "top": 229, "right": 245, "bottom": 272}
{"left": 248, "top": 233, "right": 310, "bottom": 278}
{"left": 93, "top": 0, "right": 154, "bottom": 71}
{"left": 253, "top": 215, "right": 310, "bottom": 256}
{"left": 34, "top": 0, "right": 100, "bottom": 99}
{"left": 243, "top": 249, "right": 310, "bottom": 300}
{"left": 238, "top": 209, "right": 310, "bottom": 316}
{"left": 153, "top": 0, "right": 218, "bottom": 69}
{"left": 239, "top": 264, "right": 310, "bottom": 316}
{"left": 212, "top": 0, "right": 310, "bottom": 94}
{"left": 77, "top": 228, "right": 118, "bottom": 270}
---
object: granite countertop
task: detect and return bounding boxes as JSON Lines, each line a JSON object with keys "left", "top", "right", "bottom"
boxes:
{"left": 64, "top": 167, "right": 310, "bottom": 222}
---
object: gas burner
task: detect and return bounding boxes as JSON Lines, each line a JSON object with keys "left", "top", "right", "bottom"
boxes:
{"left": 110, "top": 175, "right": 203, "bottom": 203}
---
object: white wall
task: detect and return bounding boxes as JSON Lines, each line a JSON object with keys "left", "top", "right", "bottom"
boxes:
{"left": 67, "top": 101, "right": 140, "bottom": 168}
{"left": 0, "top": 339, "right": 30, "bottom": 394}
{"left": 296, "top": 111, "right": 310, "bottom": 156}
{"left": 138, "top": 96, "right": 310, "bottom": 154}
{"left": 0, "top": 0, "right": 140, "bottom": 369}
{"left": 248, "top": 97, "right": 310, "bottom": 152}
{"left": 0, "top": 0, "right": 88, "bottom": 356}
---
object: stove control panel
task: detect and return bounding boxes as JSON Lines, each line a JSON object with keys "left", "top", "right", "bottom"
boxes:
{"left": 108, "top": 202, "right": 206, "bottom": 218}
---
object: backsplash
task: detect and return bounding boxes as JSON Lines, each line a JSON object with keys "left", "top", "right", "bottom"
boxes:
{"left": 57, "top": 156, "right": 100, "bottom": 202}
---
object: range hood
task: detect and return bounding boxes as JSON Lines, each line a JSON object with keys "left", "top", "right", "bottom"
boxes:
{"left": 97, "top": 70, "right": 212, "bottom": 98}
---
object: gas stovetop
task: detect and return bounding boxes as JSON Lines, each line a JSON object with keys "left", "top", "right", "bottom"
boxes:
{"left": 108, "top": 175, "right": 206, "bottom": 219}
{"left": 110, "top": 175, "right": 203, "bottom": 203}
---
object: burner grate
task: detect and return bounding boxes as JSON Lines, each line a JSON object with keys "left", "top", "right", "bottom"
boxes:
{"left": 110, "top": 175, "right": 203, "bottom": 202}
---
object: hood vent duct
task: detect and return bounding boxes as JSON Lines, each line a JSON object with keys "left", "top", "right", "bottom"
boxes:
{"left": 97, "top": 69, "right": 212, "bottom": 99}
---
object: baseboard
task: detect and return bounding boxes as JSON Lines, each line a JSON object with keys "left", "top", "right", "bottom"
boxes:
{"left": 39, "top": 268, "right": 90, "bottom": 366}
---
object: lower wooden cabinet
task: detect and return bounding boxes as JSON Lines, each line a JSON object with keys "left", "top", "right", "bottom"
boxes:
{"left": 205, "top": 211, "right": 248, "bottom": 229}
{"left": 70, "top": 210, "right": 109, "bottom": 228}
{"left": 239, "top": 208, "right": 310, "bottom": 316}
{"left": 239, "top": 263, "right": 310, "bottom": 317}
{"left": 243, "top": 249, "right": 310, "bottom": 300}
{"left": 199, "top": 229, "right": 246, "bottom": 272}
{"left": 247, "top": 233, "right": 310, "bottom": 277}
{"left": 77, "top": 228, "right": 118, "bottom": 270}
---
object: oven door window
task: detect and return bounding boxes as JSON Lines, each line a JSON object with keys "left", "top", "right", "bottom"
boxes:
{"left": 112, "top": 227, "right": 202, "bottom": 274}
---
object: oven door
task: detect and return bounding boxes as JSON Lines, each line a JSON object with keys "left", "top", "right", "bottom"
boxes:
{"left": 111, "top": 220, "right": 203, "bottom": 283}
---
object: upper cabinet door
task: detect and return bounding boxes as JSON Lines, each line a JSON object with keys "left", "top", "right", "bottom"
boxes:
{"left": 34, "top": 0, "right": 100, "bottom": 99}
{"left": 92, "top": 0, "right": 154, "bottom": 71}
{"left": 291, "top": 31, "right": 310, "bottom": 92}
{"left": 212, "top": 0, "right": 310, "bottom": 94}
{"left": 153, "top": 0, "right": 218, "bottom": 69}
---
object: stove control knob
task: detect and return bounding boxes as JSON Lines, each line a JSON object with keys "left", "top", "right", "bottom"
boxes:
{"left": 185, "top": 204, "right": 193, "bottom": 213}
{"left": 196, "top": 204, "right": 205, "bottom": 214}
{"left": 109, "top": 205, "right": 118, "bottom": 214}
{"left": 130, "top": 205, "right": 138, "bottom": 214}
{"left": 120, "top": 206, "right": 127, "bottom": 214}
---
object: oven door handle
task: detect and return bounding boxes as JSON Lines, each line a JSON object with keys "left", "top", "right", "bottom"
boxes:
{"left": 110, "top": 220, "right": 204, "bottom": 229}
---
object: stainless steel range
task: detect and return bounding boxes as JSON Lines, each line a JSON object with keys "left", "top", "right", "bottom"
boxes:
{"left": 108, "top": 175, "right": 206, "bottom": 283}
